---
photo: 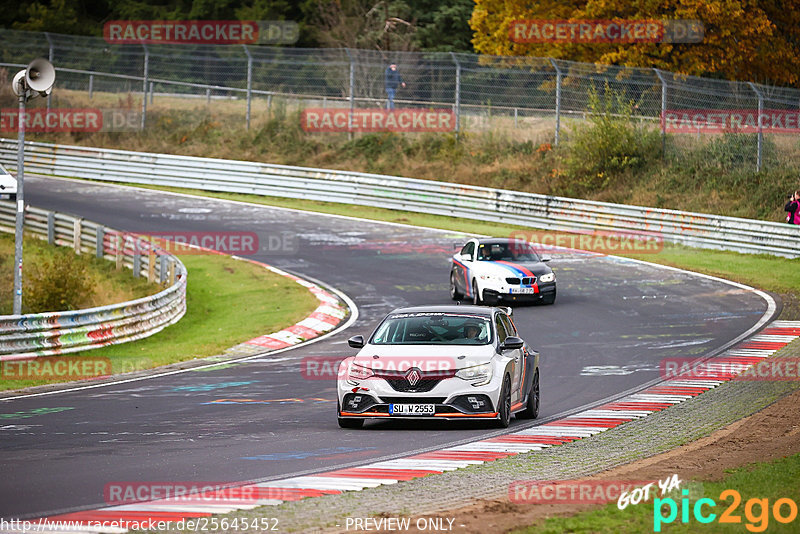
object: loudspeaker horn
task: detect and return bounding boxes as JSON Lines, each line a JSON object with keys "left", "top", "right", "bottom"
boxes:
{"left": 25, "top": 58, "right": 55, "bottom": 95}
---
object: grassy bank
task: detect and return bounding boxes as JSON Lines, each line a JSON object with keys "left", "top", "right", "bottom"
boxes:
{"left": 517, "top": 452, "right": 800, "bottom": 533}
{"left": 13, "top": 87, "right": 800, "bottom": 224}
{"left": 0, "top": 252, "right": 320, "bottom": 391}
{"left": 0, "top": 231, "right": 154, "bottom": 315}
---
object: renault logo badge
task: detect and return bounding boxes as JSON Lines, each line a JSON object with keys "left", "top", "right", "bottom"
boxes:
{"left": 406, "top": 369, "right": 420, "bottom": 386}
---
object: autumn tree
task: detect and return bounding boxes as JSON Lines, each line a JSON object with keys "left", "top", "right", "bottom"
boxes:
{"left": 470, "top": 0, "right": 800, "bottom": 87}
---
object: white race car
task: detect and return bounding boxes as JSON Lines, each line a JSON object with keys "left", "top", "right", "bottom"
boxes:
{"left": 450, "top": 238, "right": 556, "bottom": 305}
{"left": 0, "top": 164, "right": 17, "bottom": 201}
{"left": 337, "top": 305, "right": 540, "bottom": 429}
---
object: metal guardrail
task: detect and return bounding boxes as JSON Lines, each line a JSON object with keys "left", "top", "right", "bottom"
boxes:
{"left": 1, "top": 139, "right": 799, "bottom": 258}
{"left": 0, "top": 201, "right": 187, "bottom": 359}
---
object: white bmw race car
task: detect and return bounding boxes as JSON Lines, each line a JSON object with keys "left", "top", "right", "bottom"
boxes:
{"left": 450, "top": 238, "right": 556, "bottom": 305}
{"left": 337, "top": 305, "right": 540, "bottom": 429}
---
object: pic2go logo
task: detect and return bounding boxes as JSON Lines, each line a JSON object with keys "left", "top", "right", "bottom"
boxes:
{"left": 654, "top": 489, "right": 799, "bottom": 532}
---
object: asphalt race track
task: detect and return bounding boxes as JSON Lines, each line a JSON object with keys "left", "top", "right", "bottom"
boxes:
{"left": 0, "top": 176, "right": 772, "bottom": 520}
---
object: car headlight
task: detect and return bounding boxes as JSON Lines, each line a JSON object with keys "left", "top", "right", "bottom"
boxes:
{"left": 539, "top": 273, "right": 555, "bottom": 283}
{"left": 456, "top": 363, "right": 493, "bottom": 386}
{"left": 348, "top": 363, "right": 373, "bottom": 383}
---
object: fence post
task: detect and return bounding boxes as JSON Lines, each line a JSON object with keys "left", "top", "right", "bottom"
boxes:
{"left": 88, "top": 74, "right": 94, "bottom": 99}
{"left": 345, "top": 48, "right": 355, "bottom": 140}
{"left": 115, "top": 234, "right": 123, "bottom": 270}
{"left": 148, "top": 252, "right": 156, "bottom": 282}
{"left": 47, "top": 212, "right": 55, "bottom": 245}
{"left": 243, "top": 45, "right": 253, "bottom": 130}
{"left": 654, "top": 68, "right": 668, "bottom": 159}
{"left": 748, "top": 82, "right": 763, "bottom": 172}
{"left": 96, "top": 226, "right": 104, "bottom": 259}
{"left": 449, "top": 52, "right": 461, "bottom": 134}
{"left": 549, "top": 58, "right": 562, "bottom": 146}
{"left": 133, "top": 247, "right": 141, "bottom": 278}
{"left": 73, "top": 218, "right": 82, "bottom": 254}
{"left": 44, "top": 32, "right": 54, "bottom": 112}
{"left": 141, "top": 44, "right": 149, "bottom": 130}
{"left": 149, "top": 81, "right": 154, "bottom": 104}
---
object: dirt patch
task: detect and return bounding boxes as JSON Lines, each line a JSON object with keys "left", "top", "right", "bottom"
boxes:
{"left": 383, "top": 387, "right": 800, "bottom": 533}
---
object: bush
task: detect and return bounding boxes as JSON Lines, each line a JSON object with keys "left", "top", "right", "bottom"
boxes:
{"left": 562, "top": 84, "right": 661, "bottom": 195}
{"left": 25, "top": 249, "right": 94, "bottom": 312}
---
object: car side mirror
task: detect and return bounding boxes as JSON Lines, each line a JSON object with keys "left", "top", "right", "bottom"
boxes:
{"left": 460, "top": 253, "right": 472, "bottom": 262}
{"left": 500, "top": 336, "right": 524, "bottom": 351}
{"left": 541, "top": 255, "right": 551, "bottom": 263}
{"left": 348, "top": 335, "right": 365, "bottom": 349}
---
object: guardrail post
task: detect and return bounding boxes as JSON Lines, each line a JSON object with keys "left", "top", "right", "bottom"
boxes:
{"left": 345, "top": 48, "right": 355, "bottom": 140}
{"left": 88, "top": 74, "right": 94, "bottom": 100}
{"left": 549, "top": 59, "right": 562, "bottom": 146}
{"left": 115, "top": 234, "right": 123, "bottom": 270}
{"left": 141, "top": 44, "right": 149, "bottom": 130}
{"left": 654, "top": 69, "right": 668, "bottom": 159}
{"left": 47, "top": 212, "right": 55, "bottom": 245}
{"left": 133, "top": 248, "right": 141, "bottom": 278}
{"left": 159, "top": 255, "right": 167, "bottom": 283}
{"left": 748, "top": 82, "right": 763, "bottom": 172}
{"left": 243, "top": 45, "right": 253, "bottom": 130}
{"left": 73, "top": 218, "right": 82, "bottom": 254}
{"left": 148, "top": 251, "right": 156, "bottom": 282}
{"left": 96, "top": 226, "right": 104, "bottom": 258}
{"left": 449, "top": 52, "right": 461, "bottom": 135}
{"left": 168, "top": 259, "right": 176, "bottom": 285}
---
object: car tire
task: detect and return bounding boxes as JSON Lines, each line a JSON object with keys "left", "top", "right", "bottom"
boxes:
{"left": 518, "top": 370, "right": 540, "bottom": 419}
{"left": 337, "top": 401, "right": 364, "bottom": 429}
{"left": 495, "top": 375, "right": 512, "bottom": 428}
{"left": 472, "top": 280, "right": 482, "bottom": 306}
{"left": 450, "top": 271, "right": 462, "bottom": 300}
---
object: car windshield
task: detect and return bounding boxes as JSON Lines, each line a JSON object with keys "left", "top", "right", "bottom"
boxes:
{"left": 477, "top": 241, "right": 540, "bottom": 262}
{"left": 371, "top": 313, "right": 493, "bottom": 345}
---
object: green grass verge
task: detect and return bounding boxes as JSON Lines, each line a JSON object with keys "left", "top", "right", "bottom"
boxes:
{"left": 515, "top": 452, "right": 800, "bottom": 533}
{"left": 82, "top": 180, "right": 800, "bottom": 317}
{"left": 0, "top": 254, "right": 320, "bottom": 391}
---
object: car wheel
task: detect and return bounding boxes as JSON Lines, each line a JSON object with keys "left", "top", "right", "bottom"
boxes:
{"left": 495, "top": 375, "right": 512, "bottom": 428}
{"left": 472, "top": 280, "right": 482, "bottom": 306}
{"left": 450, "top": 271, "right": 463, "bottom": 300}
{"left": 518, "top": 370, "right": 540, "bottom": 419}
{"left": 337, "top": 401, "right": 364, "bottom": 429}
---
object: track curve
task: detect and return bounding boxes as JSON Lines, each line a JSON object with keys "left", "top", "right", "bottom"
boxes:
{"left": 0, "top": 176, "right": 772, "bottom": 519}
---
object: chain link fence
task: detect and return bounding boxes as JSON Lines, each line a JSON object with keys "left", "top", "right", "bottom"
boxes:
{"left": 1, "top": 28, "right": 799, "bottom": 172}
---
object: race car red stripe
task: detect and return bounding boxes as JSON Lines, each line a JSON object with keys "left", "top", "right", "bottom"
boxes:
{"left": 494, "top": 260, "right": 536, "bottom": 278}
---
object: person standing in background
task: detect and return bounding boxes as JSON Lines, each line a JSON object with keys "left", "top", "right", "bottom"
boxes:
{"left": 785, "top": 191, "right": 800, "bottom": 224}
{"left": 384, "top": 64, "right": 405, "bottom": 110}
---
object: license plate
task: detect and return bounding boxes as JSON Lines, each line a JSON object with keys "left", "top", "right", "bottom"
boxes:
{"left": 510, "top": 287, "right": 536, "bottom": 294}
{"left": 389, "top": 404, "right": 435, "bottom": 416}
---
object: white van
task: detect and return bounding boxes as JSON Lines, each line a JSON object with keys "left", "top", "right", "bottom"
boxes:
{"left": 0, "top": 164, "right": 17, "bottom": 201}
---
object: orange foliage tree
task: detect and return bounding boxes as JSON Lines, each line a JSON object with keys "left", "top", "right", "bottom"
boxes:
{"left": 470, "top": 0, "right": 800, "bottom": 87}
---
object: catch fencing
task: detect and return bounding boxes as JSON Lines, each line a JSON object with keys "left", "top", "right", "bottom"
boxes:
{"left": 0, "top": 201, "right": 187, "bottom": 359}
{"left": 1, "top": 29, "right": 799, "bottom": 171}
{"left": 1, "top": 138, "right": 798, "bottom": 258}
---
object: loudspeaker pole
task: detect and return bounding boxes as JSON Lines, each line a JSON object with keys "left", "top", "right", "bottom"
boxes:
{"left": 12, "top": 90, "right": 25, "bottom": 315}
